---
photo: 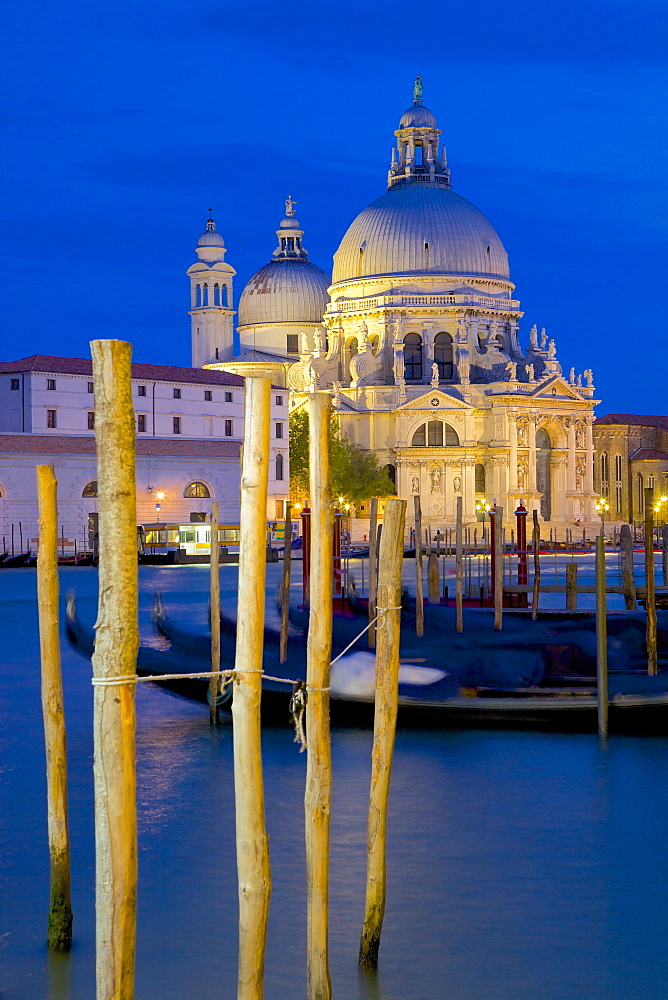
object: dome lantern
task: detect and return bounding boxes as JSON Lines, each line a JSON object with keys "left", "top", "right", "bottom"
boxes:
{"left": 389, "top": 78, "right": 451, "bottom": 191}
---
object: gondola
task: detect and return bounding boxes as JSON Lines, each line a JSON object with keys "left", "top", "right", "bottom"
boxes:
{"left": 0, "top": 550, "right": 32, "bottom": 568}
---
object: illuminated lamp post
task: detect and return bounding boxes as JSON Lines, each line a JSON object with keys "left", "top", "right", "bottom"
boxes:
{"left": 596, "top": 497, "right": 610, "bottom": 538}
{"left": 333, "top": 504, "right": 343, "bottom": 599}
{"left": 476, "top": 497, "right": 492, "bottom": 545}
{"left": 155, "top": 490, "right": 165, "bottom": 523}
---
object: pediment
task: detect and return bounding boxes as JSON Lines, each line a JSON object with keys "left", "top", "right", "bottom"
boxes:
{"left": 529, "top": 375, "right": 584, "bottom": 401}
{"left": 398, "top": 389, "right": 473, "bottom": 412}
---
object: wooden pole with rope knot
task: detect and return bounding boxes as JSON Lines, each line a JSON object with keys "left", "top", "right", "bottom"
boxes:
{"left": 209, "top": 501, "right": 221, "bottom": 725}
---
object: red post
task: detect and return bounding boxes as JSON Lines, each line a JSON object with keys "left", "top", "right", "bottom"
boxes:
{"left": 515, "top": 501, "right": 528, "bottom": 608}
{"left": 301, "top": 505, "right": 311, "bottom": 608}
{"left": 333, "top": 508, "right": 342, "bottom": 599}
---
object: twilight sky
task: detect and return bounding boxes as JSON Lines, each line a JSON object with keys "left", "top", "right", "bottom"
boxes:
{"left": 1, "top": 0, "right": 666, "bottom": 414}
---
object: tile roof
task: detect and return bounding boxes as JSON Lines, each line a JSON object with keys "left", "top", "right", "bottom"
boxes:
{"left": 595, "top": 413, "right": 668, "bottom": 430}
{"left": 628, "top": 448, "right": 668, "bottom": 462}
{"left": 0, "top": 434, "right": 241, "bottom": 458}
{"left": 0, "top": 355, "right": 245, "bottom": 386}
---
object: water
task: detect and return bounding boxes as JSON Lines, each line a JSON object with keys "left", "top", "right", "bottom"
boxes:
{"left": 2, "top": 564, "right": 668, "bottom": 1000}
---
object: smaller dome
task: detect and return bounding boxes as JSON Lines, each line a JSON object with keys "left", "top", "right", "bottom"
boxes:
{"left": 399, "top": 102, "right": 437, "bottom": 129}
{"left": 197, "top": 230, "right": 225, "bottom": 247}
{"left": 279, "top": 216, "right": 300, "bottom": 230}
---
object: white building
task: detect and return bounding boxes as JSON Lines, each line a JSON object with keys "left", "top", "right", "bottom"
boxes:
{"left": 205, "top": 82, "right": 600, "bottom": 532}
{"left": 0, "top": 356, "right": 289, "bottom": 553}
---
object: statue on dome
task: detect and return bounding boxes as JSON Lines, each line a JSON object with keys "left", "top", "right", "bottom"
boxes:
{"left": 507, "top": 362, "right": 517, "bottom": 381}
{"left": 285, "top": 195, "right": 296, "bottom": 217}
{"left": 527, "top": 364, "right": 536, "bottom": 382}
{"left": 313, "top": 328, "right": 324, "bottom": 353}
{"left": 300, "top": 331, "right": 310, "bottom": 355}
{"left": 414, "top": 76, "right": 423, "bottom": 102}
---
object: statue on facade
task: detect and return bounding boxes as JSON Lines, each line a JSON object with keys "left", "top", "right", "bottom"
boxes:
{"left": 411, "top": 476, "right": 420, "bottom": 494}
{"left": 430, "top": 468, "right": 441, "bottom": 493}
{"left": 507, "top": 361, "right": 517, "bottom": 381}
{"left": 527, "top": 363, "right": 536, "bottom": 382}
{"left": 584, "top": 368, "right": 594, "bottom": 386}
{"left": 569, "top": 367, "right": 575, "bottom": 385}
{"left": 332, "top": 380, "right": 342, "bottom": 405}
{"left": 540, "top": 328, "right": 548, "bottom": 349}
{"left": 453, "top": 476, "right": 462, "bottom": 494}
{"left": 529, "top": 324, "right": 538, "bottom": 347}
{"left": 313, "top": 328, "right": 324, "bottom": 353}
{"left": 575, "top": 457, "right": 585, "bottom": 491}
{"left": 517, "top": 458, "right": 527, "bottom": 492}
{"left": 300, "top": 331, "right": 310, "bottom": 355}
{"left": 431, "top": 361, "right": 439, "bottom": 385}
{"left": 357, "top": 319, "right": 369, "bottom": 348}
{"left": 575, "top": 422, "right": 585, "bottom": 449}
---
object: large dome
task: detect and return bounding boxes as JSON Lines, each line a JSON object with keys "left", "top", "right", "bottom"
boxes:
{"left": 238, "top": 258, "right": 331, "bottom": 327}
{"left": 332, "top": 184, "right": 509, "bottom": 284}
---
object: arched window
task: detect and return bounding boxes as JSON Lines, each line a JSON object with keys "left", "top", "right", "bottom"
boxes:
{"left": 411, "top": 422, "right": 460, "bottom": 447}
{"left": 275, "top": 454, "right": 284, "bottom": 481}
{"left": 615, "top": 454, "right": 623, "bottom": 482}
{"left": 434, "top": 332, "right": 453, "bottom": 380}
{"left": 600, "top": 452, "right": 609, "bottom": 495}
{"left": 383, "top": 464, "right": 396, "bottom": 492}
{"left": 184, "top": 481, "right": 211, "bottom": 498}
{"left": 475, "top": 464, "right": 486, "bottom": 493}
{"left": 222, "top": 284, "right": 228, "bottom": 306}
{"left": 404, "top": 334, "right": 422, "bottom": 380}
{"left": 196, "top": 284, "right": 202, "bottom": 307}
{"left": 637, "top": 474, "right": 644, "bottom": 514}
{"left": 82, "top": 480, "right": 98, "bottom": 498}
{"left": 214, "top": 283, "right": 220, "bottom": 305}
{"left": 202, "top": 283, "right": 209, "bottom": 306}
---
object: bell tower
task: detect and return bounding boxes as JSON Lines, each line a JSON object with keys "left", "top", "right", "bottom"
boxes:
{"left": 187, "top": 213, "right": 236, "bottom": 367}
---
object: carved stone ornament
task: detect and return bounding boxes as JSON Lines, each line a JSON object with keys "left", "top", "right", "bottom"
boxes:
{"left": 430, "top": 397, "right": 440, "bottom": 407}
{"left": 430, "top": 467, "right": 441, "bottom": 494}
{"left": 453, "top": 476, "right": 461, "bottom": 493}
{"left": 411, "top": 476, "right": 420, "bottom": 494}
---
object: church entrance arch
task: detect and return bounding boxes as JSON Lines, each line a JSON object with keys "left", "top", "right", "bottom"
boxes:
{"left": 536, "top": 428, "right": 551, "bottom": 521}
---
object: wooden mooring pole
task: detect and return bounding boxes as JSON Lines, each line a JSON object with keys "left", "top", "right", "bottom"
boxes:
{"left": 359, "top": 497, "right": 407, "bottom": 972}
{"left": 36, "top": 464, "right": 73, "bottom": 952}
{"left": 620, "top": 523, "right": 636, "bottom": 610}
{"left": 645, "top": 488, "right": 657, "bottom": 676}
{"left": 531, "top": 510, "right": 541, "bottom": 621}
{"left": 427, "top": 546, "right": 439, "bottom": 605}
{"left": 662, "top": 524, "right": 668, "bottom": 587}
{"left": 368, "top": 497, "right": 378, "bottom": 649}
{"left": 455, "top": 496, "right": 463, "bottom": 632}
{"left": 595, "top": 534, "right": 609, "bottom": 736}
{"left": 305, "top": 392, "right": 333, "bottom": 1000}
{"left": 209, "top": 501, "right": 221, "bottom": 725}
{"left": 232, "top": 376, "right": 272, "bottom": 1000}
{"left": 413, "top": 495, "right": 424, "bottom": 637}
{"left": 90, "top": 340, "right": 139, "bottom": 1000}
{"left": 279, "top": 501, "right": 292, "bottom": 663}
{"left": 565, "top": 563, "right": 578, "bottom": 611}
{"left": 493, "top": 505, "right": 503, "bottom": 630}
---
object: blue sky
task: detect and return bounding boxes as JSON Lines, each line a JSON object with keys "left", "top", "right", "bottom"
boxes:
{"left": 1, "top": 0, "right": 666, "bottom": 414}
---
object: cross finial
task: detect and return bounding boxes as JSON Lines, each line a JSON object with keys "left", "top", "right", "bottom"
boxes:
{"left": 208, "top": 205, "right": 213, "bottom": 218}
{"left": 285, "top": 194, "right": 296, "bottom": 217}
{"left": 413, "top": 75, "right": 423, "bottom": 102}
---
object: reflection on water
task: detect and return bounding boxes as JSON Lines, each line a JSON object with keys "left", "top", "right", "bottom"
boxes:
{"left": 2, "top": 565, "right": 668, "bottom": 999}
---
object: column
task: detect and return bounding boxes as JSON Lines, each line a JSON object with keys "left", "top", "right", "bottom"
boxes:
{"left": 528, "top": 417, "right": 537, "bottom": 493}
{"left": 508, "top": 414, "right": 518, "bottom": 492}
{"left": 462, "top": 459, "right": 476, "bottom": 522}
{"left": 567, "top": 418, "right": 576, "bottom": 492}
{"left": 585, "top": 416, "right": 594, "bottom": 493}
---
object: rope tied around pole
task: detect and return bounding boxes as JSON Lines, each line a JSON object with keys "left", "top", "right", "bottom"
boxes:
{"left": 289, "top": 679, "right": 308, "bottom": 752}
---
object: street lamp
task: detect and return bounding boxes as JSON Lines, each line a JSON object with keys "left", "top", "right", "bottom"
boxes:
{"left": 654, "top": 495, "right": 668, "bottom": 525}
{"left": 155, "top": 490, "right": 165, "bottom": 522}
{"left": 476, "top": 497, "right": 492, "bottom": 542}
{"left": 596, "top": 496, "right": 610, "bottom": 537}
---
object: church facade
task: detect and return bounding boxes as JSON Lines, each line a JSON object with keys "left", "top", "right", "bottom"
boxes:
{"left": 197, "top": 83, "right": 600, "bottom": 531}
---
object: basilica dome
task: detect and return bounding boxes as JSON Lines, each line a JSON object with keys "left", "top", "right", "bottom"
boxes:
{"left": 238, "top": 258, "right": 331, "bottom": 326}
{"left": 332, "top": 183, "right": 509, "bottom": 284}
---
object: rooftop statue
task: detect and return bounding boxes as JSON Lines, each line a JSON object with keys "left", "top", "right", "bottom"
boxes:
{"left": 414, "top": 76, "right": 423, "bottom": 102}
{"left": 285, "top": 195, "right": 296, "bottom": 217}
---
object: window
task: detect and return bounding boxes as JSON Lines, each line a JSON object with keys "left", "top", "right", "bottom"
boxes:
{"left": 637, "top": 474, "right": 644, "bottom": 514}
{"left": 196, "top": 284, "right": 202, "bottom": 307}
{"left": 87, "top": 411, "right": 95, "bottom": 430}
{"left": 600, "top": 452, "right": 609, "bottom": 492}
{"left": 428, "top": 420, "right": 443, "bottom": 447}
{"left": 225, "top": 391, "right": 233, "bottom": 402}
{"left": 276, "top": 395, "right": 283, "bottom": 406}
{"left": 47, "top": 379, "right": 56, "bottom": 391}
{"left": 137, "top": 414, "right": 146, "bottom": 433}
{"left": 224, "top": 419, "right": 233, "bottom": 437}
{"left": 434, "top": 333, "right": 453, "bottom": 380}
{"left": 222, "top": 285, "right": 228, "bottom": 306}
{"left": 87, "top": 381, "right": 94, "bottom": 393}
{"left": 287, "top": 334, "right": 299, "bottom": 354}
{"left": 649, "top": 475, "right": 655, "bottom": 490}
{"left": 615, "top": 454, "right": 623, "bottom": 482}
{"left": 275, "top": 422, "right": 284, "bottom": 439}
{"left": 616, "top": 484, "right": 623, "bottom": 515}
{"left": 138, "top": 385, "right": 146, "bottom": 397}
{"left": 404, "top": 334, "right": 423, "bottom": 380}
{"left": 10, "top": 378, "right": 19, "bottom": 390}
{"left": 384, "top": 464, "right": 396, "bottom": 491}
{"left": 47, "top": 409, "right": 57, "bottom": 428}
{"left": 275, "top": 499, "right": 286, "bottom": 519}
{"left": 411, "top": 421, "right": 460, "bottom": 448}
{"left": 475, "top": 464, "right": 486, "bottom": 493}
{"left": 82, "top": 480, "right": 98, "bottom": 498}
{"left": 173, "top": 416, "right": 181, "bottom": 434}
{"left": 173, "top": 387, "right": 181, "bottom": 399}
{"left": 412, "top": 423, "right": 426, "bottom": 447}
{"left": 276, "top": 453, "right": 284, "bottom": 481}
{"left": 204, "top": 390, "right": 212, "bottom": 401}
{"left": 214, "top": 283, "right": 220, "bottom": 306}
{"left": 184, "top": 481, "right": 211, "bottom": 498}
{"left": 202, "top": 283, "right": 208, "bottom": 306}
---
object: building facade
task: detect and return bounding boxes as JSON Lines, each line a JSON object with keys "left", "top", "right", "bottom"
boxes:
{"left": 206, "top": 83, "right": 600, "bottom": 532}
{"left": 593, "top": 414, "right": 668, "bottom": 525}
{"left": 0, "top": 356, "right": 289, "bottom": 551}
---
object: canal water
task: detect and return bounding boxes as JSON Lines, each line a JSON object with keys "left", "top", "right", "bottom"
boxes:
{"left": 2, "top": 563, "right": 668, "bottom": 1000}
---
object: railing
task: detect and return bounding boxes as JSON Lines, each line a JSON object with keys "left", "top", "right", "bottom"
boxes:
{"left": 327, "top": 293, "right": 521, "bottom": 313}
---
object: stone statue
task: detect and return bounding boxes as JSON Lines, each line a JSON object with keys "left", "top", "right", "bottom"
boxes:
{"left": 576, "top": 374, "right": 582, "bottom": 387}
{"left": 575, "top": 423, "right": 585, "bottom": 449}
{"left": 517, "top": 458, "right": 527, "bottom": 492}
{"left": 414, "top": 75, "right": 423, "bottom": 101}
{"left": 332, "top": 380, "right": 342, "bottom": 404}
{"left": 300, "top": 331, "right": 309, "bottom": 355}
{"left": 584, "top": 368, "right": 594, "bottom": 386}
{"left": 507, "top": 361, "right": 517, "bottom": 381}
{"left": 411, "top": 476, "right": 420, "bottom": 494}
{"left": 313, "top": 328, "right": 324, "bottom": 353}
{"left": 285, "top": 194, "right": 296, "bottom": 217}
{"left": 453, "top": 476, "right": 461, "bottom": 494}
{"left": 456, "top": 318, "right": 468, "bottom": 344}
{"left": 529, "top": 324, "right": 538, "bottom": 347}
{"left": 540, "top": 328, "right": 548, "bottom": 349}
{"left": 548, "top": 338, "right": 557, "bottom": 359}
{"left": 431, "top": 361, "right": 439, "bottom": 385}
{"left": 527, "top": 363, "right": 536, "bottom": 382}
{"left": 569, "top": 367, "right": 575, "bottom": 385}
{"left": 430, "top": 468, "right": 441, "bottom": 493}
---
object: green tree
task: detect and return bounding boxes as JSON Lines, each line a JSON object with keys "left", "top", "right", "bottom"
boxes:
{"left": 289, "top": 408, "right": 395, "bottom": 505}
